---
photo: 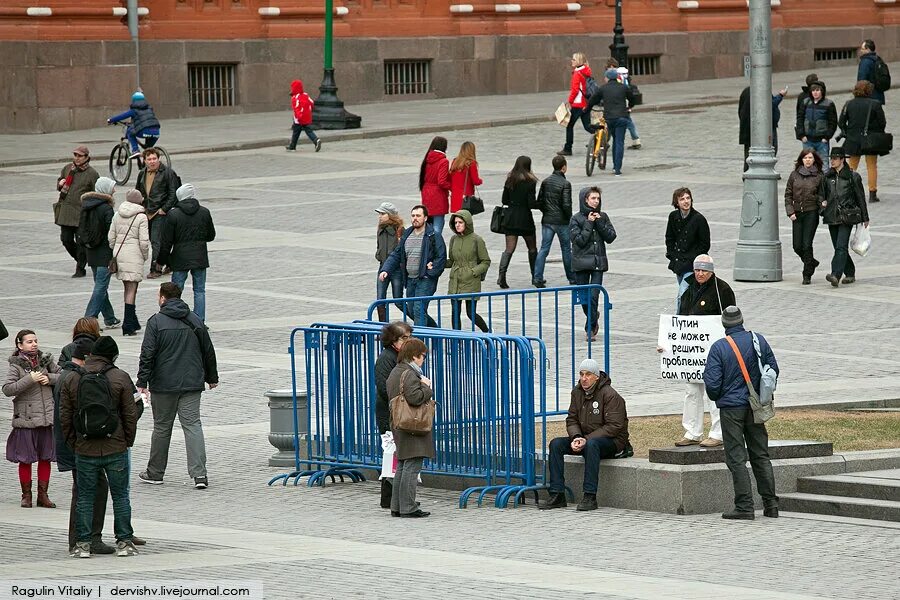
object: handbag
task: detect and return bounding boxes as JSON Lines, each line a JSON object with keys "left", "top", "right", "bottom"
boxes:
{"left": 460, "top": 168, "right": 485, "bottom": 215}
{"left": 52, "top": 201, "right": 61, "bottom": 223}
{"left": 860, "top": 103, "right": 893, "bottom": 155}
{"left": 725, "top": 334, "right": 776, "bottom": 424}
{"left": 109, "top": 215, "right": 138, "bottom": 274}
{"left": 490, "top": 205, "right": 507, "bottom": 234}
{"left": 555, "top": 102, "right": 570, "bottom": 127}
{"left": 389, "top": 370, "right": 436, "bottom": 436}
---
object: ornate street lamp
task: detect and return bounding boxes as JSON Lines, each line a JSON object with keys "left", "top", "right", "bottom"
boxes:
{"left": 609, "top": 0, "right": 629, "bottom": 69}
{"left": 312, "top": 0, "right": 361, "bottom": 129}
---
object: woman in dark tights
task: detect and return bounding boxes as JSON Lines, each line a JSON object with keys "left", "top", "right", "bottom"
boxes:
{"left": 497, "top": 155, "right": 538, "bottom": 289}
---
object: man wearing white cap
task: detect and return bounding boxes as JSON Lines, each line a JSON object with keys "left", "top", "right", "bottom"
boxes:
{"left": 616, "top": 67, "right": 641, "bottom": 149}
{"left": 540, "top": 358, "right": 630, "bottom": 512}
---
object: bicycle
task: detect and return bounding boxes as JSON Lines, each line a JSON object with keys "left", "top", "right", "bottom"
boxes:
{"left": 108, "top": 123, "right": 171, "bottom": 185}
{"left": 585, "top": 108, "right": 609, "bottom": 176}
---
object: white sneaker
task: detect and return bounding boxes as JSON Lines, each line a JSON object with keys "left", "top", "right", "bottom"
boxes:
{"left": 71, "top": 542, "right": 91, "bottom": 558}
{"left": 116, "top": 540, "right": 138, "bottom": 557}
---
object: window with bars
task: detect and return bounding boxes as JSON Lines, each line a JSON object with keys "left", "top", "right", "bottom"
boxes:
{"left": 626, "top": 55, "right": 660, "bottom": 77}
{"left": 814, "top": 48, "right": 857, "bottom": 63}
{"left": 188, "top": 63, "right": 237, "bottom": 108}
{"left": 384, "top": 60, "right": 431, "bottom": 96}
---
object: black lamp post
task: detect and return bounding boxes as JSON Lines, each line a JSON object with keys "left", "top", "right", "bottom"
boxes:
{"left": 609, "top": 0, "right": 629, "bottom": 69}
{"left": 312, "top": 0, "right": 361, "bottom": 129}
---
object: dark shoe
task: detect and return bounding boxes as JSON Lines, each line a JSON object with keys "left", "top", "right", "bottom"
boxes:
{"left": 147, "top": 271, "right": 162, "bottom": 279}
{"left": 20, "top": 482, "right": 32, "bottom": 508}
{"left": 391, "top": 511, "right": 400, "bottom": 517}
{"left": 539, "top": 492, "right": 567, "bottom": 510}
{"left": 138, "top": 471, "right": 163, "bottom": 485}
{"left": 36, "top": 481, "right": 56, "bottom": 508}
{"left": 722, "top": 510, "right": 755, "bottom": 520}
{"left": 557, "top": 149, "right": 573, "bottom": 156}
{"left": 194, "top": 476, "right": 208, "bottom": 489}
{"left": 400, "top": 509, "right": 430, "bottom": 518}
{"left": 764, "top": 507, "right": 779, "bottom": 518}
{"left": 842, "top": 276, "right": 855, "bottom": 284}
{"left": 614, "top": 441, "right": 634, "bottom": 458}
{"left": 869, "top": 190, "right": 880, "bottom": 203}
{"left": 72, "top": 268, "right": 87, "bottom": 278}
{"left": 802, "top": 276, "right": 811, "bottom": 285}
{"left": 614, "top": 171, "right": 622, "bottom": 176}
{"left": 131, "top": 536, "right": 146, "bottom": 546}
{"left": 576, "top": 494, "right": 598, "bottom": 511}
{"left": 285, "top": 146, "right": 296, "bottom": 151}
{"left": 825, "top": 273, "right": 839, "bottom": 287}
{"left": 380, "top": 478, "right": 393, "bottom": 509}
{"left": 104, "top": 319, "right": 122, "bottom": 330}
{"left": 90, "top": 540, "right": 116, "bottom": 555}
{"left": 315, "top": 139, "right": 322, "bottom": 152}
{"left": 533, "top": 280, "right": 546, "bottom": 289}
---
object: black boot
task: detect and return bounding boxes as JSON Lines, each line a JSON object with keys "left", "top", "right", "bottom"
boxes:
{"left": 122, "top": 304, "right": 140, "bottom": 336}
{"left": 376, "top": 305, "right": 387, "bottom": 322}
{"left": 539, "top": 492, "right": 567, "bottom": 510}
{"left": 870, "top": 190, "right": 880, "bottom": 203}
{"left": 380, "top": 478, "right": 392, "bottom": 509}
{"left": 497, "top": 252, "right": 512, "bottom": 289}
{"left": 576, "top": 493, "right": 598, "bottom": 511}
{"left": 528, "top": 250, "right": 538, "bottom": 281}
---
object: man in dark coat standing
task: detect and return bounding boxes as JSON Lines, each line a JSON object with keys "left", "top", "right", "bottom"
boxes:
{"left": 136, "top": 148, "right": 180, "bottom": 279}
{"left": 533, "top": 155, "right": 574, "bottom": 288}
{"left": 55, "top": 145, "right": 99, "bottom": 278}
{"left": 857, "top": 39, "right": 886, "bottom": 105}
{"left": 157, "top": 183, "right": 216, "bottom": 323}
{"left": 586, "top": 69, "right": 635, "bottom": 176}
{"left": 739, "top": 85, "right": 788, "bottom": 171}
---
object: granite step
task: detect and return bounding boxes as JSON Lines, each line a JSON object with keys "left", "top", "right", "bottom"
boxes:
{"left": 796, "top": 470, "right": 900, "bottom": 502}
{"left": 648, "top": 440, "right": 833, "bottom": 465}
{"left": 779, "top": 493, "right": 900, "bottom": 522}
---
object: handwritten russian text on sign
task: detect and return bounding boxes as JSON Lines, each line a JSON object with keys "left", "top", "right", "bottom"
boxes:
{"left": 657, "top": 314, "right": 725, "bottom": 383}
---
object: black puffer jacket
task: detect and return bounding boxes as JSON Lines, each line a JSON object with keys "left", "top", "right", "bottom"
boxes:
{"left": 136, "top": 298, "right": 218, "bottom": 393}
{"left": 664, "top": 208, "right": 710, "bottom": 276}
{"left": 130, "top": 100, "right": 160, "bottom": 133}
{"left": 822, "top": 166, "right": 868, "bottom": 226}
{"left": 374, "top": 346, "right": 398, "bottom": 434}
{"left": 795, "top": 83, "right": 838, "bottom": 141}
{"left": 79, "top": 193, "right": 115, "bottom": 268}
{"left": 157, "top": 196, "right": 216, "bottom": 271}
{"left": 586, "top": 80, "right": 634, "bottom": 120}
{"left": 537, "top": 170, "right": 572, "bottom": 226}
{"left": 784, "top": 167, "right": 825, "bottom": 216}
{"left": 839, "top": 97, "right": 888, "bottom": 156}
{"left": 569, "top": 187, "right": 617, "bottom": 272}
{"left": 136, "top": 163, "right": 180, "bottom": 214}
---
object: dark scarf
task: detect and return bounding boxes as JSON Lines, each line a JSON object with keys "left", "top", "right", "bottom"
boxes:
{"left": 16, "top": 349, "right": 39, "bottom": 369}
{"left": 60, "top": 158, "right": 91, "bottom": 198}
{"left": 798, "top": 165, "right": 819, "bottom": 177}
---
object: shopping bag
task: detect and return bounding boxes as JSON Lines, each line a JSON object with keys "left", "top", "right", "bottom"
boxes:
{"left": 555, "top": 102, "right": 570, "bottom": 127}
{"left": 850, "top": 224, "right": 871, "bottom": 257}
{"left": 380, "top": 432, "right": 397, "bottom": 480}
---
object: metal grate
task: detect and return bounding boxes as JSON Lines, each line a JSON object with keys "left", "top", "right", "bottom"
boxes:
{"left": 814, "top": 48, "right": 857, "bottom": 63}
{"left": 188, "top": 63, "right": 237, "bottom": 107}
{"left": 384, "top": 60, "right": 431, "bottom": 96}
{"left": 627, "top": 55, "right": 660, "bottom": 77}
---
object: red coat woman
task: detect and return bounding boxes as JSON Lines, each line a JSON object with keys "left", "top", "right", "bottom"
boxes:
{"left": 419, "top": 136, "right": 451, "bottom": 233}
{"left": 449, "top": 141, "right": 483, "bottom": 213}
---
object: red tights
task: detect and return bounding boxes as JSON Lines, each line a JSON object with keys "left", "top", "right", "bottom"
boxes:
{"left": 18, "top": 461, "right": 51, "bottom": 484}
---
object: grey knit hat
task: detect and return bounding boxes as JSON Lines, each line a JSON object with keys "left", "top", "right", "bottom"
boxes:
{"left": 579, "top": 358, "right": 601, "bottom": 377}
{"left": 721, "top": 305, "right": 744, "bottom": 328}
{"left": 94, "top": 177, "right": 115, "bottom": 196}
{"left": 176, "top": 183, "right": 196, "bottom": 202}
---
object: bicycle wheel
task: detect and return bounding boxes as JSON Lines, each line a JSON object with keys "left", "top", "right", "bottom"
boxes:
{"left": 155, "top": 146, "right": 172, "bottom": 170}
{"left": 585, "top": 133, "right": 597, "bottom": 177}
{"left": 598, "top": 129, "right": 609, "bottom": 171}
{"left": 109, "top": 144, "right": 132, "bottom": 185}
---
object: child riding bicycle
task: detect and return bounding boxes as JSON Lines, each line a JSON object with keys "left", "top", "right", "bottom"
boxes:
{"left": 107, "top": 91, "right": 161, "bottom": 158}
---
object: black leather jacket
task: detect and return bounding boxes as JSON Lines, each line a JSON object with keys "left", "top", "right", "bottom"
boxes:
{"left": 537, "top": 170, "right": 572, "bottom": 226}
{"left": 136, "top": 163, "right": 180, "bottom": 213}
{"left": 822, "top": 165, "right": 868, "bottom": 226}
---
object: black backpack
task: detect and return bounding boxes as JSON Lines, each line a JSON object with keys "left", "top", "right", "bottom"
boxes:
{"left": 77, "top": 207, "right": 105, "bottom": 249}
{"left": 74, "top": 365, "right": 119, "bottom": 439}
{"left": 873, "top": 56, "right": 891, "bottom": 93}
{"left": 583, "top": 74, "right": 601, "bottom": 99}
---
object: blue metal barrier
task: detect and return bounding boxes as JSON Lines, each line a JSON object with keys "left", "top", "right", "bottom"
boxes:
{"left": 367, "top": 285, "right": 612, "bottom": 415}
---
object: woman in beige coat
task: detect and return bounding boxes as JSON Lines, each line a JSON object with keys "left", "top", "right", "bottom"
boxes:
{"left": 108, "top": 189, "right": 150, "bottom": 336}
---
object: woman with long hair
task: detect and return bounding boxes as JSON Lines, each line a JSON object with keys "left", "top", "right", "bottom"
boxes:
{"left": 59, "top": 317, "right": 101, "bottom": 364}
{"left": 784, "top": 149, "right": 826, "bottom": 284}
{"left": 449, "top": 141, "right": 482, "bottom": 213}
{"left": 497, "top": 155, "right": 539, "bottom": 288}
{"left": 419, "top": 136, "right": 451, "bottom": 235}
{"left": 559, "top": 52, "right": 595, "bottom": 156}
{"left": 839, "top": 80, "right": 888, "bottom": 203}
{"left": 108, "top": 189, "right": 150, "bottom": 336}
{"left": 374, "top": 202, "right": 405, "bottom": 322}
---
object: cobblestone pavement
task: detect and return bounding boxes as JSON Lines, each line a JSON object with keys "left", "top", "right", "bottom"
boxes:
{"left": 1, "top": 80, "right": 900, "bottom": 597}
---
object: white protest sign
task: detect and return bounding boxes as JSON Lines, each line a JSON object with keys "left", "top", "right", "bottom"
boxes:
{"left": 657, "top": 314, "right": 725, "bottom": 383}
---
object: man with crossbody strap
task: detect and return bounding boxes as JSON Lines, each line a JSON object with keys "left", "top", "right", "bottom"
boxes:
{"left": 703, "top": 306, "right": 780, "bottom": 520}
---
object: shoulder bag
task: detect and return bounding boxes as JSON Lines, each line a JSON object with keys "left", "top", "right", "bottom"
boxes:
{"left": 460, "top": 167, "right": 485, "bottom": 216}
{"left": 724, "top": 334, "right": 775, "bottom": 424}
{"left": 490, "top": 205, "right": 507, "bottom": 234}
{"left": 389, "top": 369, "right": 436, "bottom": 436}
{"left": 108, "top": 215, "right": 138, "bottom": 274}
{"left": 860, "top": 102, "right": 893, "bottom": 156}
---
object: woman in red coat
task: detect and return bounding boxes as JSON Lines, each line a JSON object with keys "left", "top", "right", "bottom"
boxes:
{"left": 560, "top": 52, "right": 595, "bottom": 156}
{"left": 419, "top": 136, "right": 451, "bottom": 235}
{"left": 449, "top": 141, "right": 482, "bottom": 213}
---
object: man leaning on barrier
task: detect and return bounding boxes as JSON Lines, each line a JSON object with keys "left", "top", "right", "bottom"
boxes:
{"left": 541, "top": 358, "right": 631, "bottom": 512}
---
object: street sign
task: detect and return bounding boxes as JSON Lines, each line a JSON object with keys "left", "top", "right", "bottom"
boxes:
{"left": 744, "top": 55, "right": 751, "bottom": 78}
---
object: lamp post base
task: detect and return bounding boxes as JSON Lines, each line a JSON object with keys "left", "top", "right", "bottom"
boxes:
{"left": 733, "top": 148, "right": 782, "bottom": 282}
{"left": 312, "top": 68, "right": 361, "bottom": 130}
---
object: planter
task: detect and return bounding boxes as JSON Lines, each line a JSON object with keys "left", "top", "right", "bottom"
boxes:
{"left": 266, "top": 389, "right": 308, "bottom": 468}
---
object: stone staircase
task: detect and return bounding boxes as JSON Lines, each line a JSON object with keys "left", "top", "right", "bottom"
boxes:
{"left": 780, "top": 469, "right": 900, "bottom": 522}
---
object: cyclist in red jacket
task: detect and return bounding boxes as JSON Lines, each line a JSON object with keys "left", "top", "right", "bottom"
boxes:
{"left": 286, "top": 80, "right": 321, "bottom": 152}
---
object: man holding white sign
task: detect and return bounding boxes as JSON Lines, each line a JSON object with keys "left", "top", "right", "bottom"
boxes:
{"left": 659, "top": 254, "right": 734, "bottom": 448}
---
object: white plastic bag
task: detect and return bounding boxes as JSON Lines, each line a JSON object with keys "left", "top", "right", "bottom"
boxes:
{"left": 379, "top": 432, "right": 397, "bottom": 480}
{"left": 850, "top": 224, "right": 871, "bottom": 257}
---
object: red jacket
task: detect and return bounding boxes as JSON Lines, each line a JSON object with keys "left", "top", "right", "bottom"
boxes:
{"left": 567, "top": 65, "right": 592, "bottom": 109}
{"left": 420, "top": 150, "right": 451, "bottom": 216}
{"left": 290, "top": 80, "right": 314, "bottom": 126}
{"left": 449, "top": 162, "right": 482, "bottom": 213}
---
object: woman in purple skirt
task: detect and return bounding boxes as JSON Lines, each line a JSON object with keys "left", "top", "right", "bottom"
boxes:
{"left": 3, "top": 330, "right": 60, "bottom": 508}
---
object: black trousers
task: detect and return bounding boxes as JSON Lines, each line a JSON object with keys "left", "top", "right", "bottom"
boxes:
{"left": 148, "top": 214, "right": 167, "bottom": 270}
{"left": 829, "top": 224, "right": 855, "bottom": 279}
{"left": 68, "top": 469, "right": 109, "bottom": 550}
{"left": 791, "top": 210, "right": 820, "bottom": 278}
{"left": 60, "top": 225, "right": 86, "bottom": 270}
{"left": 451, "top": 299, "right": 489, "bottom": 333}
{"left": 720, "top": 407, "right": 778, "bottom": 512}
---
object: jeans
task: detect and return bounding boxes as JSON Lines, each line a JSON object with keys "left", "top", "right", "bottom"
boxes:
{"left": 533, "top": 224, "right": 574, "bottom": 284}
{"left": 548, "top": 435, "right": 617, "bottom": 495}
{"left": 791, "top": 211, "right": 820, "bottom": 278}
{"left": 674, "top": 271, "right": 691, "bottom": 313}
{"left": 606, "top": 116, "right": 628, "bottom": 173}
{"left": 803, "top": 140, "right": 830, "bottom": 163}
{"left": 68, "top": 469, "right": 108, "bottom": 550}
{"left": 171, "top": 268, "right": 207, "bottom": 322}
{"left": 828, "top": 224, "right": 855, "bottom": 279}
{"left": 626, "top": 117, "right": 639, "bottom": 141}
{"left": 74, "top": 452, "right": 132, "bottom": 543}
{"left": 84, "top": 266, "right": 117, "bottom": 325}
{"left": 564, "top": 107, "right": 594, "bottom": 152}
{"left": 125, "top": 126, "right": 159, "bottom": 153}
{"left": 574, "top": 270, "right": 603, "bottom": 333}
{"left": 288, "top": 123, "right": 319, "bottom": 148}
{"left": 720, "top": 407, "right": 778, "bottom": 512}
{"left": 59, "top": 225, "right": 87, "bottom": 270}
{"left": 376, "top": 264, "right": 404, "bottom": 319}
{"left": 148, "top": 214, "right": 167, "bottom": 270}
{"left": 146, "top": 391, "right": 207, "bottom": 479}
{"left": 428, "top": 215, "right": 445, "bottom": 237}
{"left": 405, "top": 276, "right": 438, "bottom": 327}
{"left": 391, "top": 457, "right": 424, "bottom": 514}
{"left": 451, "top": 298, "right": 489, "bottom": 332}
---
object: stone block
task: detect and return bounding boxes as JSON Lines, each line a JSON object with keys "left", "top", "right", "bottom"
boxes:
{"left": 37, "top": 42, "right": 101, "bottom": 67}
{"left": 505, "top": 59, "right": 538, "bottom": 94}
{"left": 506, "top": 35, "right": 554, "bottom": 61}
{"left": 141, "top": 42, "right": 186, "bottom": 67}
{"left": 0, "top": 107, "right": 39, "bottom": 133}
{"left": 86, "top": 66, "right": 134, "bottom": 107}
{"left": 841, "top": 448, "right": 900, "bottom": 473}
{"left": 243, "top": 40, "right": 273, "bottom": 65}
{"left": 378, "top": 38, "right": 435, "bottom": 61}
{"left": 0, "top": 42, "right": 32, "bottom": 66}
{"left": 659, "top": 54, "right": 688, "bottom": 83}
{"left": 102, "top": 41, "right": 137, "bottom": 67}
{"left": 438, "top": 38, "right": 473, "bottom": 61}
{"left": 687, "top": 56, "right": 717, "bottom": 81}
{"left": 473, "top": 36, "right": 496, "bottom": 61}
{"left": 185, "top": 41, "right": 244, "bottom": 64}
{"left": 157, "top": 65, "right": 188, "bottom": 107}
{"left": 71, "top": 107, "right": 112, "bottom": 132}
{"left": 2, "top": 67, "right": 36, "bottom": 106}
{"left": 663, "top": 33, "right": 690, "bottom": 57}
{"left": 35, "top": 67, "right": 86, "bottom": 109}
{"left": 650, "top": 441, "right": 834, "bottom": 465}
{"left": 716, "top": 54, "right": 744, "bottom": 79}
{"left": 38, "top": 108, "right": 73, "bottom": 133}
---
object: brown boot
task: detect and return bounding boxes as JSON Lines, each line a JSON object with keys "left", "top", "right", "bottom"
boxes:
{"left": 36, "top": 481, "right": 56, "bottom": 508}
{"left": 20, "top": 482, "right": 32, "bottom": 508}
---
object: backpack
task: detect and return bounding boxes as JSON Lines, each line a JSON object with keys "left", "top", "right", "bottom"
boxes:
{"left": 74, "top": 365, "right": 120, "bottom": 439}
{"left": 873, "top": 56, "right": 891, "bottom": 93}
{"left": 77, "top": 206, "right": 105, "bottom": 249}
{"left": 583, "top": 74, "right": 601, "bottom": 99}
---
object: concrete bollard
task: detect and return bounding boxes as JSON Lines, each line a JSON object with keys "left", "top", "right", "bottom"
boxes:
{"left": 266, "top": 389, "right": 308, "bottom": 467}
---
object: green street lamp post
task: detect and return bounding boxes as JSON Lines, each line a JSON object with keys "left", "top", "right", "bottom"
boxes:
{"left": 312, "top": 0, "right": 361, "bottom": 129}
